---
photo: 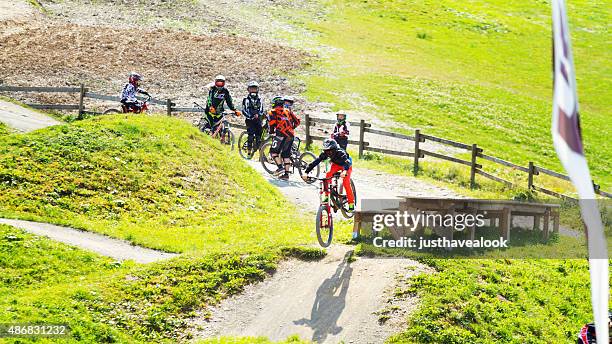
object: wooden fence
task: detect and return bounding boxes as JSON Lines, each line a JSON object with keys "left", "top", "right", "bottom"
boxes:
{"left": 1, "top": 84, "right": 610, "bottom": 201}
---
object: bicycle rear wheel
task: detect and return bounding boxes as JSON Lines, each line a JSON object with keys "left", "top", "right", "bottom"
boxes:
{"left": 316, "top": 204, "right": 334, "bottom": 247}
{"left": 103, "top": 108, "right": 121, "bottom": 115}
{"left": 259, "top": 142, "right": 277, "bottom": 175}
{"left": 338, "top": 178, "right": 357, "bottom": 219}
{"left": 298, "top": 151, "right": 319, "bottom": 183}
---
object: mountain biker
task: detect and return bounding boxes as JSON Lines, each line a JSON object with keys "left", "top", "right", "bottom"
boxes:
{"left": 283, "top": 95, "right": 296, "bottom": 111}
{"left": 577, "top": 312, "right": 612, "bottom": 344}
{"left": 242, "top": 81, "right": 265, "bottom": 154}
{"left": 331, "top": 112, "right": 350, "bottom": 150}
{"left": 268, "top": 97, "right": 300, "bottom": 181}
{"left": 120, "top": 72, "right": 150, "bottom": 113}
{"left": 202, "top": 75, "right": 241, "bottom": 133}
{"left": 302, "top": 138, "right": 355, "bottom": 214}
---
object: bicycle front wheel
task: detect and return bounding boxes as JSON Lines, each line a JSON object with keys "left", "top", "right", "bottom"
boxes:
{"left": 298, "top": 151, "right": 319, "bottom": 183}
{"left": 316, "top": 204, "right": 334, "bottom": 247}
{"left": 221, "top": 129, "right": 235, "bottom": 150}
{"left": 238, "top": 131, "right": 252, "bottom": 159}
{"left": 259, "top": 142, "right": 277, "bottom": 175}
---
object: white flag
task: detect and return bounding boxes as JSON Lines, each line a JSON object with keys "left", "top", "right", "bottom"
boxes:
{"left": 551, "top": 0, "right": 609, "bottom": 341}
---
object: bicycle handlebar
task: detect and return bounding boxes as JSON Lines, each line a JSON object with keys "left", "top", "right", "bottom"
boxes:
{"left": 306, "top": 172, "right": 342, "bottom": 183}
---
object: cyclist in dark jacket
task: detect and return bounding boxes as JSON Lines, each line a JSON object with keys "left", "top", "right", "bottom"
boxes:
{"left": 303, "top": 138, "right": 355, "bottom": 212}
{"left": 242, "top": 81, "right": 265, "bottom": 155}
{"left": 202, "top": 75, "right": 240, "bottom": 132}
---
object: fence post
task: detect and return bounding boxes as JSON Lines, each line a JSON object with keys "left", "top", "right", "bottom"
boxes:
{"left": 77, "top": 83, "right": 85, "bottom": 120}
{"left": 305, "top": 114, "right": 311, "bottom": 148}
{"left": 528, "top": 162, "right": 535, "bottom": 190}
{"left": 166, "top": 99, "right": 172, "bottom": 116}
{"left": 470, "top": 144, "right": 478, "bottom": 189}
{"left": 413, "top": 129, "right": 421, "bottom": 175}
{"left": 358, "top": 120, "right": 366, "bottom": 159}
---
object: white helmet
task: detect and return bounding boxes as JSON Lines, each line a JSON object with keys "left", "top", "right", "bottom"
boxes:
{"left": 215, "top": 75, "right": 226, "bottom": 82}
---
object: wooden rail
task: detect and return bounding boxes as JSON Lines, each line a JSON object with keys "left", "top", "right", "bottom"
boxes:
{"left": 1, "top": 84, "right": 609, "bottom": 200}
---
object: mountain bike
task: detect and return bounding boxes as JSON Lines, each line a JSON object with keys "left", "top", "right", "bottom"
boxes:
{"left": 305, "top": 173, "right": 357, "bottom": 247}
{"left": 195, "top": 102, "right": 235, "bottom": 150}
{"left": 238, "top": 116, "right": 270, "bottom": 160}
{"left": 103, "top": 95, "right": 151, "bottom": 114}
{"left": 259, "top": 136, "right": 319, "bottom": 182}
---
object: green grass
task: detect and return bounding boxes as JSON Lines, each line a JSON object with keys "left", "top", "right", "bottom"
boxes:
{"left": 0, "top": 114, "right": 319, "bottom": 253}
{"left": 0, "top": 224, "right": 325, "bottom": 343}
{"left": 0, "top": 122, "right": 10, "bottom": 136}
{"left": 285, "top": 0, "right": 610, "bottom": 189}
{"left": 386, "top": 258, "right": 610, "bottom": 344}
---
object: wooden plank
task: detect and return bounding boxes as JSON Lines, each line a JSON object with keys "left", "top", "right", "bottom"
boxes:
{"left": 420, "top": 134, "right": 471, "bottom": 150}
{"left": 364, "top": 146, "right": 415, "bottom": 157}
{"left": 84, "top": 92, "right": 169, "bottom": 106}
{"left": 534, "top": 165, "right": 571, "bottom": 181}
{"left": 532, "top": 185, "right": 577, "bottom": 202}
{"left": 421, "top": 149, "right": 482, "bottom": 168}
{"left": 0, "top": 86, "right": 81, "bottom": 93}
{"left": 84, "top": 92, "right": 119, "bottom": 101}
{"left": 309, "top": 116, "right": 369, "bottom": 127}
{"left": 309, "top": 135, "right": 365, "bottom": 146}
{"left": 543, "top": 208, "right": 550, "bottom": 240}
{"left": 477, "top": 153, "right": 530, "bottom": 173}
{"left": 475, "top": 169, "right": 514, "bottom": 187}
{"left": 500, "top": 207, "right": 511, "bottom": 241}
{"left": 364, "top": 127, "right": 416, "bottom": 141}
{"left": 25, "top": 104, "right": 80, "bottom": 110}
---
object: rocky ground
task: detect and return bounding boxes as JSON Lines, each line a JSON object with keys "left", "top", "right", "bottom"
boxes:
{"left": 0, "top": 19, "right": 309, "bottom": 108}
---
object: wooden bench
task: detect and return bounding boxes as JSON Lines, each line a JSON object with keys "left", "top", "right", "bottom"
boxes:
{"left": 354, "top": 198, "right": 560, "bottom": 242}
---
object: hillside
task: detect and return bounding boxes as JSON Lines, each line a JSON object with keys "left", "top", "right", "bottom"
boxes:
{"left": 286, "top": 0, "right": 610, "bottom": 188}
{"left": 0, "top": 115, "right": 312, "bottom": 253}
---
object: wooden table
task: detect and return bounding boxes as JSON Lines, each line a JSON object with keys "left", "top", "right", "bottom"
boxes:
{"left": 354, "top": 198, "right": 560, "bottom": 242}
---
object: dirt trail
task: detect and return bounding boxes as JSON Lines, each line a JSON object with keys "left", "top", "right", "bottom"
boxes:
{"left": 0, "top": 1, "right": 33, "bottom": 22}
{"left": 194, "top": 245, "right": 430, "bottom": 343}
{"left": 247, "top": 160, "right": 460, "bottom": 214}
{"left": 0, "top": 219, "right": 177, "bottom": 263}
{"left": 0, "top": 99, "right": 61, "bottom": 132}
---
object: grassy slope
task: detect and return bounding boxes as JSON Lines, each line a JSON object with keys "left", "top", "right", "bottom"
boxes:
{"left": 0, "top": 122, "right": 9, "bottom": 136}
{"left": 0, "top": 116, "right": 329, "bottom": 342}
{"left": 388, "top": 259, "right": 602, "bottom": 344}
{"left": 0, "top": 115, "right": 316, "bottom": 253}
{"left": 0, "top": 224, "right": 323, "bottom": 343}
{"left": 290, "top": 0, "right": 610, "bottom": 189}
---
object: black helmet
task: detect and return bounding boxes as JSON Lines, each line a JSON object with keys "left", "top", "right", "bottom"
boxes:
{"left": 272, "top": 96, "right": 284, "bottom": 107}
{"left": 322, "top": 138, "right": 339, "bottom": 151}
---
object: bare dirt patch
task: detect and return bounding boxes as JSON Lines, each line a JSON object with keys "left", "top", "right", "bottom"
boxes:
{"left": 0, "top": 21, "right": 309, "bottom": 108}
{"left": 192, "top": 245, "right": 431, "bottom": 344}
{"left": 0, "top": 1, "right": 35, "bottom": 22}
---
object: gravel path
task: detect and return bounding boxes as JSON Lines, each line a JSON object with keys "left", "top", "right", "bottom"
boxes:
{"left": 193, "top": 245, "right": 431, "bottom": 344}
{"left": 0, "top": 1, "right": 33, "bottom": 22}
{"left": 0, "top": 219, "right": 177, "bottom": 263}
{"left": 247, "top": 160, "right": 460, "bottom": 214}
{"left": 0, "top": 99, "right": 61, "bottom": 133}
